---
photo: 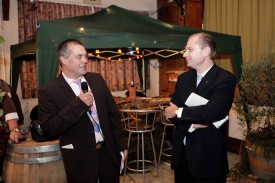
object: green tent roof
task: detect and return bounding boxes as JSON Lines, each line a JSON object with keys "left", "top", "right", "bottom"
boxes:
{"left": 11, "top": 5, "right": 242, "bottom": 89}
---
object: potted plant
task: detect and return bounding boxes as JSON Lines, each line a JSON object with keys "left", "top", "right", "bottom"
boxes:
{"left": 231, "top": 50, "right": 275, "bottom": 181}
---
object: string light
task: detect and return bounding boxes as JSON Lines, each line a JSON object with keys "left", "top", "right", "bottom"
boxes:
{"left": 80, "top": 27, "right": 85, "bottom": 33}
{"left": 86, "top": 48, "right": 183, "bottom": 61}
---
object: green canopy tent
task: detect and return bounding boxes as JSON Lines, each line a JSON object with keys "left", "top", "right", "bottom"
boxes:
{"left": 11, "top": 5, "right": 243, "bottom": 90}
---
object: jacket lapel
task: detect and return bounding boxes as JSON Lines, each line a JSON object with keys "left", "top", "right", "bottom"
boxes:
{"left": 196, "top": 64, "right": 219, "bottom": 93}
{"left": 57, "top": 73, "right": 77, "bottom": 99}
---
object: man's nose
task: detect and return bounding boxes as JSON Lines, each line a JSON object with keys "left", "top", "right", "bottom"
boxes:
{"left": 183, "top": 52, "right": 187, "bottom": 58}
{"left": 82, "top": 56, "right": 88, "bottom": 62}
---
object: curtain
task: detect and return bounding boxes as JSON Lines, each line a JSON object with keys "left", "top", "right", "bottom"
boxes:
{"left": 20, "top": 60, "right": 37, "bottom": 98}
{"left": 87, "top": 59, "right": 141, "bottom": 91}
{"left": 83, "top": 58, "right": 147, "bottom": 94}
{"left": 18, "top": 0, "right": 93, "bottom": 42}
{"left": 204, "top": 0, "right": 275, "bottom": 68}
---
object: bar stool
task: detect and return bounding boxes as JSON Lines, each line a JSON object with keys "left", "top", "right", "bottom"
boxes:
{"left": 158, "top": 106, "right": 174, "bottom": 166}
{"left": 120, "top": 109, "right": 160, "bottom": 183}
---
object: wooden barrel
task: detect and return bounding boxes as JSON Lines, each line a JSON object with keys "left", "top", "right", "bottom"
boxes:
{"left": 2, "top": 139, "right": 66, "bottom": 183}
{"left": 246, "top": 139, "right": 275, "bottom": 180}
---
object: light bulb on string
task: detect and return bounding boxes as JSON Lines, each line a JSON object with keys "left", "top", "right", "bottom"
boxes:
{"left": 79, "top": 27, "right": 85, "bottom": 33}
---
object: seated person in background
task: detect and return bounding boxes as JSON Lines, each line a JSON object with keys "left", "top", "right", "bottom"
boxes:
{"left": 125, "top": 90, "right": 146, "bottom": 97}
{"left": 30, "top": 105, "right": 38, "bottom": 121}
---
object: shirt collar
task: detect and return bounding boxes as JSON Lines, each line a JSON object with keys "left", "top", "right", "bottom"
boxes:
{"left": 197, "top": 63, "right": 214, "bottom": 77}
{"left": 62, "top": 72, "right": 83, "bottom": 85}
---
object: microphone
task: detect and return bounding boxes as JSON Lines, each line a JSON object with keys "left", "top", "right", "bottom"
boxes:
{"left": 81, "top": 82, "right": 89, "bottom": 93}
{"left": 81, "top": 81, "right": 92, "bottom": 114}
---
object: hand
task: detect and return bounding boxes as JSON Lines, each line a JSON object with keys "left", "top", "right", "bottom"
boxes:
{"left": 10, "top": 130, "right": 23, "bottom": 144}
{"left": 79, "top": 91, "right": 94, "bottom": 107}
{"left": 123, "top": 149, "right": 128, "bottom": 160}
{"left": 165, "top": 102, "right": 179, "bottom": 119}
{"left": 192, "top": 124, "right": 209, "bottom": 129}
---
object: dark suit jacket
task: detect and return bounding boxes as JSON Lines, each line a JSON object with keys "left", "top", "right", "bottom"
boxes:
{"left": 39, "top": 72, "right": 127, "bottom": 182}
{"left": 170, "top": 64, "right": 236, "bottom": 179}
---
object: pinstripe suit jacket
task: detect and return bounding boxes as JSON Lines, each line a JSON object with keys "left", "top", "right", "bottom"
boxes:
{"left": 170, "top": 64, "right": 236, "bottom": 179}
{"left": 39, "top": 72, "right": 127, "bottom": 182}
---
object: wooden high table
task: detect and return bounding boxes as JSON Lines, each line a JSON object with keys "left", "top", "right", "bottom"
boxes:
{"left": 115, "top": 96, "right": 171, "bottom": 110}
{"left": 120, "top": 108, "right": 161, "bottom": 183}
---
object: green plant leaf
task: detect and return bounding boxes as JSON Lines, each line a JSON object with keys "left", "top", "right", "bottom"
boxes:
{"left": 0, "top": 36, "right": 4, "bottom": 44}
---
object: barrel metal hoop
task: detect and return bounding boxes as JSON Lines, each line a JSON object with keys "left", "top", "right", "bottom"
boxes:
{"left": 7, "top": 143, "right": 60, "bottom": 154}
{"left": 6, "top": 154, "right": 62, "bottom": 164}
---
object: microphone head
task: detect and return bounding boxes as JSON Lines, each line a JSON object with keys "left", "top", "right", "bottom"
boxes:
{"left": 81, "top": 82, "right": 89, "bottom": 93}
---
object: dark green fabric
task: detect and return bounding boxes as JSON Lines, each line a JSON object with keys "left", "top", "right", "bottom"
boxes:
{"left": 11, "top": 5, "right": 243, "bottom": 89}
{"left": 10, "top": 59, "right": 22, "bottom": 91}
{"left": 37, "top": 48, "right": 59, "bottom": 89}
{"left": 10, "top": 39, "right": 36, "bottom": 90}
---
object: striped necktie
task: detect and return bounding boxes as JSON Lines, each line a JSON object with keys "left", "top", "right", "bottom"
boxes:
{"left": 74, "top": 78, "right": 83, "bottom": 94}
{"left": 73, "top": 79, "right": 104, "bottom": 142}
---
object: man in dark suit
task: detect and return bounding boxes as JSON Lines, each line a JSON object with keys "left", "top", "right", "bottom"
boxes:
{"left": 39, "top": 39, "right": 128, "bottom": 183}
{"left": 165, "top": 33, "right": 237, "bottom": 183}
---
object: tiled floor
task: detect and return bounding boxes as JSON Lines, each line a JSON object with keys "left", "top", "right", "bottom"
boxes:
{"left": 120, "top": 151, "right": 240, "bottom": 183}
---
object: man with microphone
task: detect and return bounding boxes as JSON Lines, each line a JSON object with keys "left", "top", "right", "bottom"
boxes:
{"left": 38, "top": 39, "right": 128, "bottom": 183}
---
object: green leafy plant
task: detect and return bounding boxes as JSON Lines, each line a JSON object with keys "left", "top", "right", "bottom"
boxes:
{"left": 235, "top": 51, "right": 275, "bottom": 148}
{"left": 0, "top": 90, "right": 5, "bottom": 117}
{"left": 230, "top": 50, "right": 275, "bottom": 181}
{"left": 0, "top": 36, "right": 4, "bottom": 44}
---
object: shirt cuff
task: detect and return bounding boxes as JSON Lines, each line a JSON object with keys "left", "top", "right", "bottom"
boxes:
{"left": 213, "top": 115, "right": 229, "bottom": 129}
{"left": 5, "top": 112, "right": 19, "bottom": 121}
{"left": 188, "top": 124, "right": 196, "bottom": 133}
{"left": 176, "top": 107, "right": 183, "bottom": 118}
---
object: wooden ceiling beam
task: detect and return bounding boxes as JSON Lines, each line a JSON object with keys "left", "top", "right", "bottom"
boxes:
{"left": 2, "top": 0, "right": 10, "bottom": 21}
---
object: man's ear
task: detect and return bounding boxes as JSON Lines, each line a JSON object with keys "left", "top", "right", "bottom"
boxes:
{"left": 203, "top": 46, "right": 211, "bottom": 57}
{"left": 59, "top": 56, "right": 67, "bottom": 66}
